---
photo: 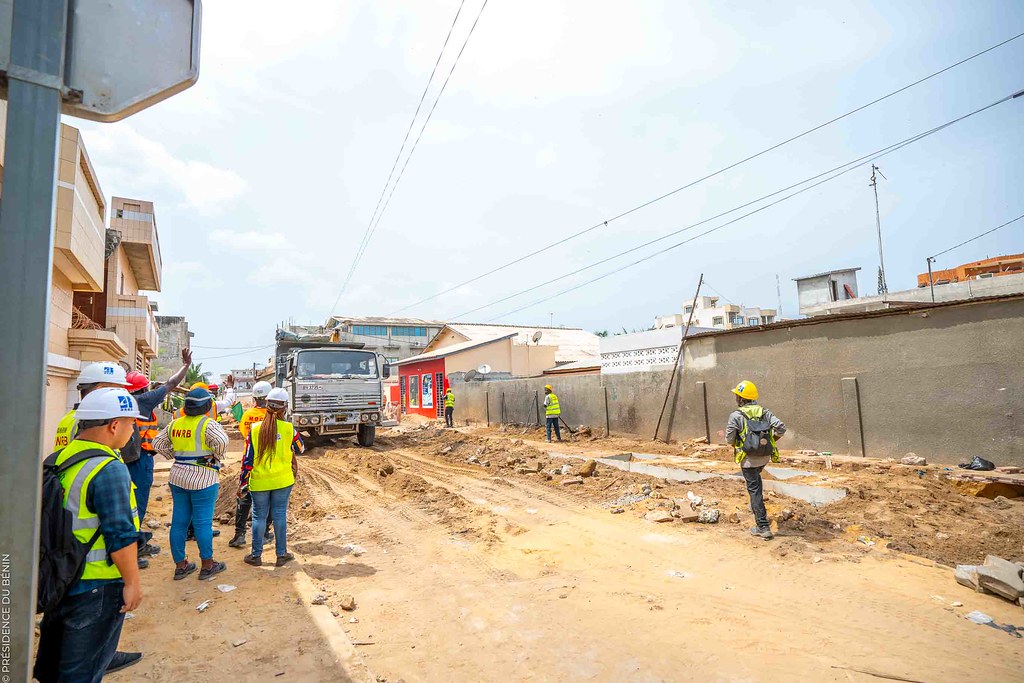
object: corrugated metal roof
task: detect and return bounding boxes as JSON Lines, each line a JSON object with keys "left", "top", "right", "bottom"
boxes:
{"left": 325, "top": 315, "right": 445, "bottom": 328}
{"left": 393, "top": 334, "right": 516, "bottom": 365}
{"left": 443, "top": 324, "right": 600, "bottom": 362}
{"left": 542, "top": 358, "right": 602, "bottom": 375}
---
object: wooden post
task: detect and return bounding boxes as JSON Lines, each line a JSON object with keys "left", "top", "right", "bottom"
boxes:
{"left": 653, "top": 273, "right": 704, "bottom": 440}
{"left": 534, "top": 391, "right": 541, "bottom": 426}
{"left": 696, "top": 381, "right": 710, "bottom": 443}
{"left": 485, "top": 391, "right": 490, "bottom": 427}
{"left": 604, "top": 386, "right": 611, "bottom": 437}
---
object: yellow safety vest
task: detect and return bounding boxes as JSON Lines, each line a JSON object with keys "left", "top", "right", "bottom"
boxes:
{"left": 733, "top": 404, "right": 780, "bottom": 464}
{"left": 169, "top": 415, "right": 217, "bottom": 469}
{"left": 53, "top": 409, "right": 78, "bottom": 451}
{"left": 444, "top": 392, "right": 455, "bottom": 408}
{"left": 56, "top": 440, "right": 140, "bottom": 581}
{"left": 249, "top": 420, "right": 296, "bottom": 492}
{"left": 239, "top": 406, "right": 268, "bottom": 440}
{"left": 545, "top": 393, "right": 561, "bottom": 417}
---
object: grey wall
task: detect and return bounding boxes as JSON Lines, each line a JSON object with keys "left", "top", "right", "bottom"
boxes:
{"left": 451, "top": 297, "right": 1024, "bottom": 466}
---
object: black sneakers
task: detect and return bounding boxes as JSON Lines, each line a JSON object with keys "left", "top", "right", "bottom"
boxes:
{"left": 749, "top": 526, "right": 774, "bottom": 540}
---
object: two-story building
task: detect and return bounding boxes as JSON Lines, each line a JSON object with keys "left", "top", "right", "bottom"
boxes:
{"left": 656, "top": 295, "right": 777, "bottom": 330}
{"left": 323, "top": 316, "right": 446, "bottom": 365}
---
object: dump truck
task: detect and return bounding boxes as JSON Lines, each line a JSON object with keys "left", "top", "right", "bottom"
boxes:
{"left": 274, "top": 333, "right": 390, "bottom": 446}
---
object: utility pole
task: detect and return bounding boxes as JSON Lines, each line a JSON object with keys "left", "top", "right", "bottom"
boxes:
{"left": 869, "top": 164, "right": 888, "bottom": 295}
{"left": 775, "top": 274, "right": 783, "bottom": 318}
{"left": 549, "top": 312, "right": 553, "bottom": 327}
{"left": 926, "top": 256, "right": 936, "bottom": 302}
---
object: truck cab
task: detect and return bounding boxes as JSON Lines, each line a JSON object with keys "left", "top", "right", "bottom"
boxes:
{"left": 276, "top": 339, "right": 390, "bottom": 446}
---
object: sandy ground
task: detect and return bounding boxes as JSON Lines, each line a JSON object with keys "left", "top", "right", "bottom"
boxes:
{"left": 107, "top": 424, "right": 1024, "bottom": 683}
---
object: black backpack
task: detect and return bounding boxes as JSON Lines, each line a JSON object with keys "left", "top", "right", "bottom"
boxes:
{"left": 740, "top": 411, "right": 774, "bottom": 459}
{"left": 37, "top": 448, "right": 112, "bottom": 614}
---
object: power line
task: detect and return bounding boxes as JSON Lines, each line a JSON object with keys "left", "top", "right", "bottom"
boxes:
{"left": 387, "top": 30, "right": 1024, "bottom": 316}
{"left": 193, "top": 345, "right": 275, "bottom": 362}
{"left": 476, "top": 92, "right": 1020, "bottom": 321}
{"left": 929, "top": 214, "right": 1024, "bottom": 260}
{"left": 448, "top": 91, "right": 1013, "bottom": 320}
{"left": 331, "top": 0, "right": 490, "bottom": 316}
{"left": 353, "top": 0, "right": 468, "bottom": 266}
{"left": 191, "top": 344, "right": 270, "bottom": 350}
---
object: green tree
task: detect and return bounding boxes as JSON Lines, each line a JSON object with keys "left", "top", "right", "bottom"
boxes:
{"left": 184, "top": 363, "right": 205, "bottom": 387}
{"left": 594, "top": 330, "right": 609, "bottom": 337}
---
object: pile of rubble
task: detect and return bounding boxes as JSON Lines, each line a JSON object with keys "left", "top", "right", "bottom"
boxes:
{"left": 640, "top": 489, "right": 721, "bottom": 524}
{"left": 955, "top": 555, "right": 1024, "bottom": 609}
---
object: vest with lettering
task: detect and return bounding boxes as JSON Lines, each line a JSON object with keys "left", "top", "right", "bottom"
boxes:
{"left": 248, "top": 420, "right": 296, "bottom": 492}
{"left": 53, "top": 409, "right": 78, "bottom": 451}
{"left": 169, "top": 415, "right": 219, "bottom": 471}
{"left": 545, "top": 393, "right": 561, "bottom": 417}
{"left": 56, "top": 440, "right": 140, "bottom": 581}
{"left": 239, "top": 406, "right": 268, "bottom": 440}
{"left": 444, "top": 392, "right": 455, "bottom": 408}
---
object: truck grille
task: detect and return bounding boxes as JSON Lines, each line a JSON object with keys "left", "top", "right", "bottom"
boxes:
{"left": 299, "top": 393, "right": 378, "bottom": 412}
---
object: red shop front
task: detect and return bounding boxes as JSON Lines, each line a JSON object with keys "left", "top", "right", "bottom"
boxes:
{"left": 397, "top": 357, "right": 447, "bottom": 419}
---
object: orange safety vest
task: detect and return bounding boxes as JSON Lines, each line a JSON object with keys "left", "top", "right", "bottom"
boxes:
{"left": 137, "top": 412, "right": 159, "bottom": 452}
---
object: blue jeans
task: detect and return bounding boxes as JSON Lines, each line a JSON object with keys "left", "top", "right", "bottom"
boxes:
{"left": 34, "top": 582, "right": 126, "bottom": 683}
{"left": 170, "top": 483, "right": 219, "bottom": 562}
{"left": 127, "top": 453, "right": 155, "bottom": 544}
{"left": 251, "top": 485, "right": 292, "bottom": 558}
{"left": 546, "top": 416, "right": 562, "bottom": 442}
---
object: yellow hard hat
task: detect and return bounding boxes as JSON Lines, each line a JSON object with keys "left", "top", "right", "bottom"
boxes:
{"left": 544, "top": 384, "right": 553, "bottom": 391}
{"left": 731, "top": 380, "right": 758, "bottom": 400}
{"left": 190, "top": 382, "right": 209, "bottom": 391}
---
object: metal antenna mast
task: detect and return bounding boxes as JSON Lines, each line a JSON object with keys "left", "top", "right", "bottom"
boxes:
{"left": 869, "top": 164, "right": 889, "bottom": 294}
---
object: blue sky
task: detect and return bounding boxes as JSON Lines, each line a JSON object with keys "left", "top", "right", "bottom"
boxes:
{"left": 69, "top": 0, "right": 1024, "bottom": 376}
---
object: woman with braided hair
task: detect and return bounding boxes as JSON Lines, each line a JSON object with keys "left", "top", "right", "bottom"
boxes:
{"left": 240, "top": 388, "right": 304, "bottom": 567}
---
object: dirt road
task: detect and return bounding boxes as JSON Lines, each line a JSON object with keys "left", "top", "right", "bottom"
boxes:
{"left": 116, "top": 427, "right": 1024, "bottom": 682}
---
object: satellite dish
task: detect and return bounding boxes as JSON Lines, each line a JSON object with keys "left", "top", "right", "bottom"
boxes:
{"left": 464, "top": 369, "right": 478, "bottom": 382}
{"left": 477, "top": 364, "right": 492, "bottom": 375}
{"left": 532, "top": 331, "right": 543, "bottom": 344}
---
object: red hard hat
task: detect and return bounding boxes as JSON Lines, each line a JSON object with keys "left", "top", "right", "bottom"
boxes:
{"left": 208, "top": 383, "right": 219, "bottom": 392}
{"left": 125, "top": 371, "right": 149, "bottom": 392}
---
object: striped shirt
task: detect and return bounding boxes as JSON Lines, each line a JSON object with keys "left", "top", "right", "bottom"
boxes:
{"left": 153, "top": 418, "right": 229, "bottom": 490}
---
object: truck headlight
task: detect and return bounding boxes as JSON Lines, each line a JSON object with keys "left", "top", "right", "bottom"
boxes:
{"left": 360, "top": 413, "right": 369, "bottom": 422}
{"left": 310, "top": 415, "right": 321, "bottom": 425}
{"left": 370, "top": 412, "right": 380, "bottom": 421}
{"left": 298, "top": 417, "right": 309, "bottom": 426}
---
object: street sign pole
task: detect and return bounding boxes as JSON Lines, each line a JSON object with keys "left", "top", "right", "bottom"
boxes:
{"left": 0, "top": 0, "right": 68, "bottom": 678}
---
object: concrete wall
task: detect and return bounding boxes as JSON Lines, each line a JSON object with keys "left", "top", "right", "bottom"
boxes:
{"left": 450, "top": 296, "right": 1024, "bottom": 466}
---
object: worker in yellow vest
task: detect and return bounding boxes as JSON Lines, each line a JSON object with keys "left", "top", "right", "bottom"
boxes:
{"left": 241, "top": 388, "right": 305, "bottom": 567}
{"left": 53, "top": 362, "right": 133, "bottom": 451}
{"left": 172, "top": 382, "right": 219, "bottom": 420}
{"left": 444, "top": 387, "right": 455, "bottom": 428}
{"left": 35, "top": 388, "right": 144, "bottom": 681}
{"left": 544, "top": 384, "right": 563, "bottom": 443}
{"left": 152, "top": 388, "right": 229, "bottom": 581}
{"left": 229, "top": 380, "right": 275, "bottom": 548}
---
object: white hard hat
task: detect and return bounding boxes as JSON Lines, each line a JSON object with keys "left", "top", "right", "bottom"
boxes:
{"left": 77, "top": 362, "right": 130, "bottom": 387}
{"left": 266, "top": 388, "right": 289, "bottom": 404}
{"left": 252, "top": 381, "right": 273, "bottom": 398}
{"left": 75, "top": 388, "right": 142, "bottom": 420}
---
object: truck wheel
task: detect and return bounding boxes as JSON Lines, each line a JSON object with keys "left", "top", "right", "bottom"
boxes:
{"left": 357, "top": 424, "right": 375, "bottom": 447}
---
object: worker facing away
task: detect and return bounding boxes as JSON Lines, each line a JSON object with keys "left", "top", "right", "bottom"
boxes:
{"left": 122, "top": 348, "right": 193, "bottom": 565}
{"left": 544, "top": 384, "right": 562, "bottom": 443}
{"left": 725, "top": 380, "right": 787, "bottom": 540}
{"left": 35, "top": 388, "right": 145, "bottom": 682}
{"left": 53, "top": 361, "right": 133, "bottom": 451}
{"left": 444, "top": 387, "right": 455, "bottom": 428}
{"left": 229, "top": 380, "right": 274, "bottom": 549}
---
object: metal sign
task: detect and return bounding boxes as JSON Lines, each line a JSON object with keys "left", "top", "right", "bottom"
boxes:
{"left": 0, "top": 0, "right": 201, "bottom": 121}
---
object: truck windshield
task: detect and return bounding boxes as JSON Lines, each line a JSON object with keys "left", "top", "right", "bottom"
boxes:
{"left": 296, "top": 351, "right": 378, "bottom": 379}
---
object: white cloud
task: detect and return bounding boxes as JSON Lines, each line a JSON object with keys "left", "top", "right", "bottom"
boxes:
{"left": 78, "top": 125, "right": 246, "bottom": 215}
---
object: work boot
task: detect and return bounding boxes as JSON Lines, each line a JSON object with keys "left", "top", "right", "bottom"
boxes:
{"left": 106, "top": 651, "right": 143, "bottom": 674}
{"left": 198, "top": 560, "right": 227, "bottom": 581}
{"left": 749, "top": 526, "right": 774, "bottom": 540}
{"left": 228, "top": 532, "right": 247, "bottom": 548}
{"left": 137, "top": 557, "right": 150, "bottom": 570}
{"left": 243, "top": 554, "right": 262, "bottom": 567}
{"left": 138, "top": 542, "right": 161, "bottom": 557}
{"left": 275, "top": 553, "right": 295, "bottom": 567}
{"left": 174, "top": 561, "right": 197, "bottom": 581}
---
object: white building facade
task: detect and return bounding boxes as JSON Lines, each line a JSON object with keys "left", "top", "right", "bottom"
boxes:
{"left": 656, "top": 295, "right": 777, "bottom": 331}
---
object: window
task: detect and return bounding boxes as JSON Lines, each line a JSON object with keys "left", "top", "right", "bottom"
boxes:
{"left": 748, "top": 318, "right": 759, "bottom": 326}
{"left": 729, "top": 314, "right": 744, "bottom": 325}
{"left": 712, "top": 316, "right": 724, "bottom": 326}
{"left": 391, "top": 326, "right": 428, "bottom": 337}
{"left": 352, "top": 325, "right": 388, "bottom": 337}
{"left": 385, "top": 357, "right": 399, "bottom": 365}
{"left": 408, "top": 374, "right": 419, "bottom": 408}
{"left": 762, "top": 315, "right": 775, "bottom": 324}
{"left": 295, "top": 350, "right": 378, "bottom": 379}
{"left": 683, "top": 305, "right": 693, "bottom": 314}
{"left": 119, "top": 273, "right": 125, "bottom": 295}
{"left": 709, "top": 297, "right": 719, "bottom": 307}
